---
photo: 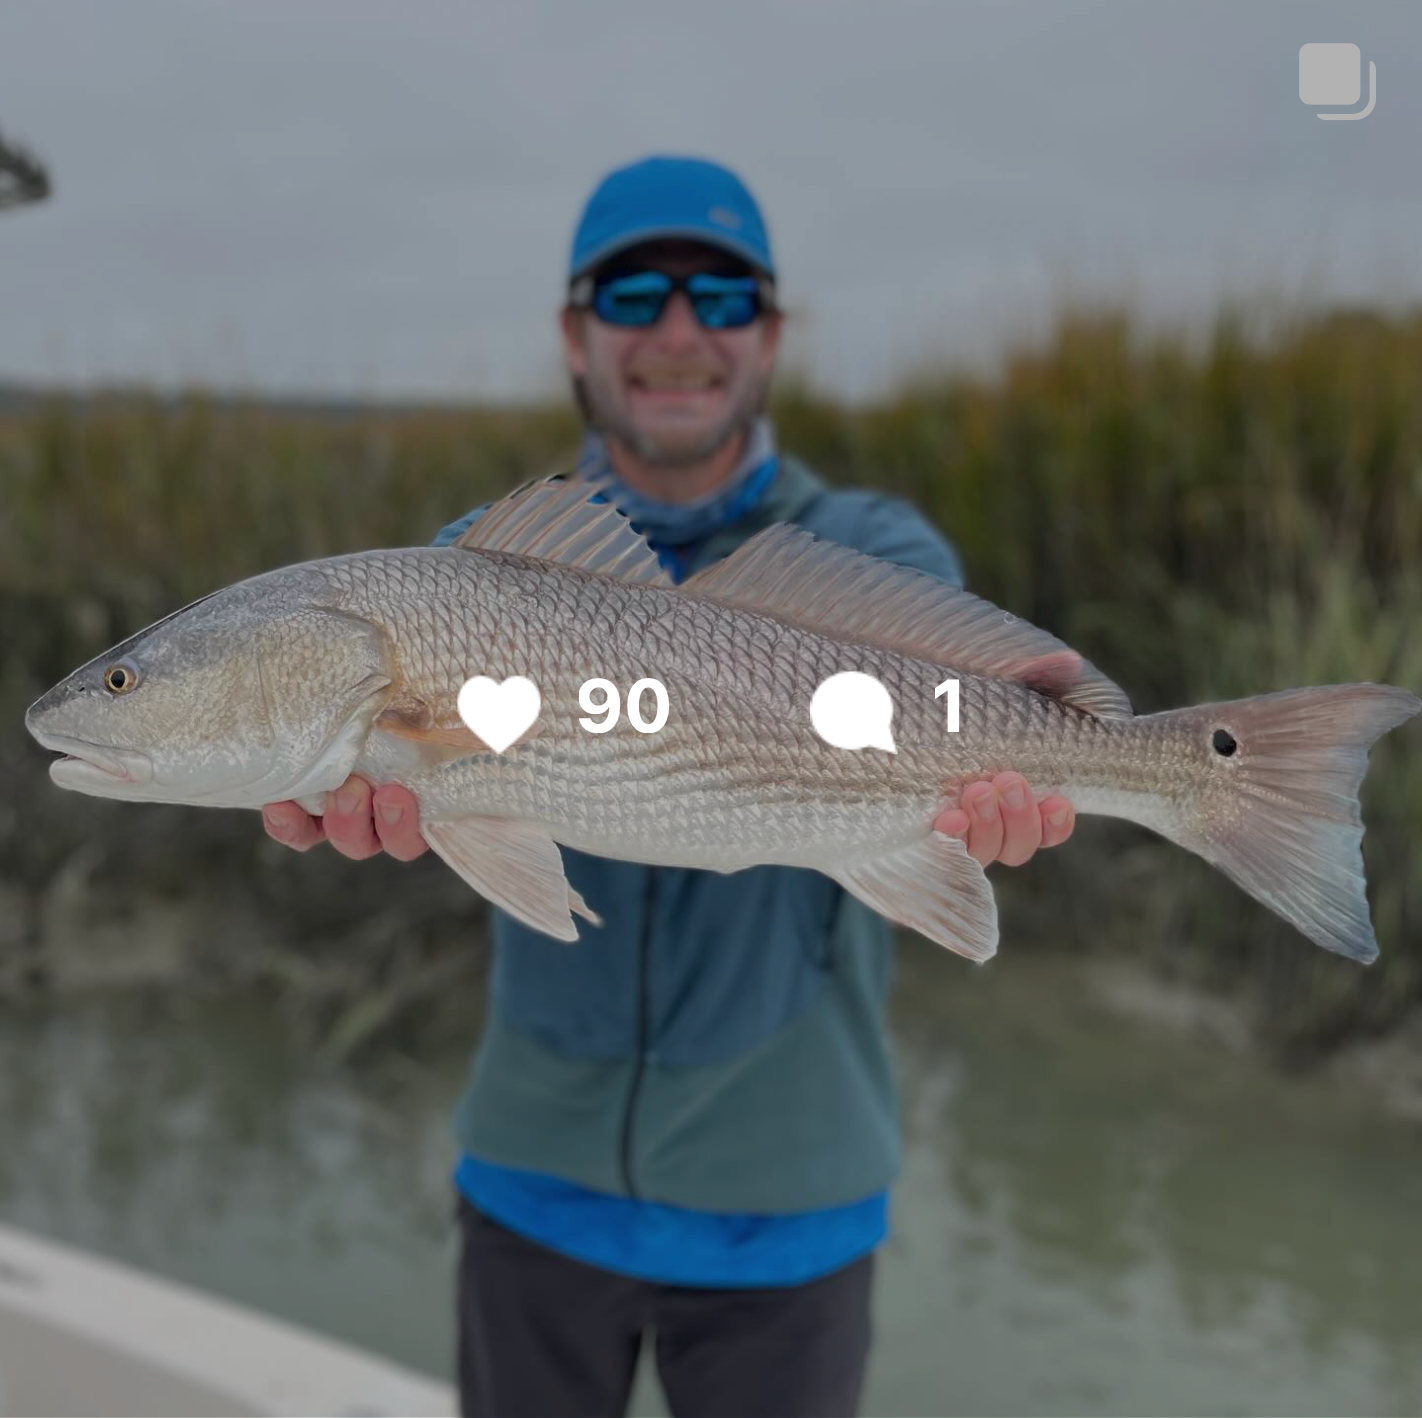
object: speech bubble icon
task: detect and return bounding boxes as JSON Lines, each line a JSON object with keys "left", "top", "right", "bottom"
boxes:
{"left": 456, "top": 675, "right": 541, "bottom": 753}
{"left": 810, "top": 671, "right": 897, "bottom": 753}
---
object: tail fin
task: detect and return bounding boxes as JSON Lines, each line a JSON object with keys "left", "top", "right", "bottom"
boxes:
{"left": 1170, "top": 684, "right": 1419, "bottom": 963}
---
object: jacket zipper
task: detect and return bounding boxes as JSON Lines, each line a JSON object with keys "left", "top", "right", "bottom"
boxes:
{"left": 618, "top": 867, "right": 656, "bottom": 1199}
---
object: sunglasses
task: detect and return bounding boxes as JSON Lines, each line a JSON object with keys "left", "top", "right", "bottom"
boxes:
{"left": 569, "top": 270, "right": 774, "bottom": 330}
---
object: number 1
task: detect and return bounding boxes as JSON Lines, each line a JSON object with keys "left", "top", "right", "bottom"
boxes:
{"left": 935, "top": 678, "right": 960, "bottom": 732}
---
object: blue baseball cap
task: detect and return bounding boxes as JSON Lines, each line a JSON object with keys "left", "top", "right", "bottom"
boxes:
{"left": 568, "top": 155, "right": 775, "bottom": 285}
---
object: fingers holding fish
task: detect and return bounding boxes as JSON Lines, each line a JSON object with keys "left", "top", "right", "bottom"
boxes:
{"left": 993, "top": 773, "right": 1044, "bottom": 867}
{"left": 1039, "top": 796, "right": 1075, "bottom": 851}
{"left": 933, "top": 807, "right": 972, "bottom": 846}
{"left": 323, "top": 776, "right": 385, "bottom": 861}
{"left": 370, "top": 783, "right": 429, "bottom": 861}
{"left": 936, "top": 774, "right": 1059, "bottom": 868}
{"left": 957, "top": 780, "right": 1006, "bottom": 867}
{"left": 262, "top": 780, "right": 427, "bottom": 861}
{"left": 934, "top": 785, "right": 1073, "bottom": 867}
{"left": 262, "top": 802, "right": 327, "bottom": 852}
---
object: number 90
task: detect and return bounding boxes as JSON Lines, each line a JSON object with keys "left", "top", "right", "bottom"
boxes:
{"left": 578, "top": 678, "right": 670, "bottom": 735}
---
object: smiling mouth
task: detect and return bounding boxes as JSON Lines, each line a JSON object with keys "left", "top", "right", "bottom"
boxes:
{"left": 629, "top": 374, "right": 723, "bottom": 393}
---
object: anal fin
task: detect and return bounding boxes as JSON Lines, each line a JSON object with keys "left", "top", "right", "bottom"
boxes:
{"left": 832, "top": 833, "right": 999, "bottom": 963}
{"left": 423, "top": 816, "right": 601, "bottom": 942}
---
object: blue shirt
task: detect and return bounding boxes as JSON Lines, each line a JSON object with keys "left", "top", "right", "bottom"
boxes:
{"left": 455, "top": 1155, "right": 887, "bottom": 1287}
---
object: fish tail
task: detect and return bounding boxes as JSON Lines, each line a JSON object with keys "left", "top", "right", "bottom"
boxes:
{"left": 1164, "top": 684, "right": 1419, "bottom": 962}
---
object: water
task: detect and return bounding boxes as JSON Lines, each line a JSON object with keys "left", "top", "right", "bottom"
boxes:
{"left": 1, "top": 949, "right": 1419, "bottom": 1417}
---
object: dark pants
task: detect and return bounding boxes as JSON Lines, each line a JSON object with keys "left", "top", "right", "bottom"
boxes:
{"left": 455, "top": 1195, "right": 874, "bottom": 1418}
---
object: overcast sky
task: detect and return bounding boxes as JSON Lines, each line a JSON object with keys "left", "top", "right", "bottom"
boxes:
{"left": 2, "top": 2, "right": 1418, "bottom": 401}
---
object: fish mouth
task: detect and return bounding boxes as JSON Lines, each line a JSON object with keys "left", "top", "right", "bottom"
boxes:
{"left": 33, "top": 732, "right": 154, "bottom": 791}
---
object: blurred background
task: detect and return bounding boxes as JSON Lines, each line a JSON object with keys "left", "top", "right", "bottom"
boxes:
{"left": 2, "top": 3, "right": 1420, "bottom": 1414}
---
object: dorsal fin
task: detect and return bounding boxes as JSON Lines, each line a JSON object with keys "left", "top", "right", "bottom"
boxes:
{"left": 683, "top": 523, "right": 1132, "bottom": 718}
{"left": 451, "top": 476, "right": 670, "bottom": 586}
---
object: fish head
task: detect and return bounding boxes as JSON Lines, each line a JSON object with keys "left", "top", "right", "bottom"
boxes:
{"left": 25, "top": 568, "right": 393, "bottom": 809}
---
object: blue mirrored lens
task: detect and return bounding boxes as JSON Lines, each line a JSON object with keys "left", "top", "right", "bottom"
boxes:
{"left": 686, "top": 275, "right": 761, "bottom": 329}
{"left": 592, "top": 272, "right": 672, "bottom": 327}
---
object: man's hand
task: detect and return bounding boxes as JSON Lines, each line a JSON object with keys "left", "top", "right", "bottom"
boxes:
{"left": 933, "top": 772, "right": 1074, "bottom": 867}
{"left": 262, "top": 770, "right": 1070, "bottom": 871}
{"left": 261, "top": 777, "right": 429, "bottom": 861}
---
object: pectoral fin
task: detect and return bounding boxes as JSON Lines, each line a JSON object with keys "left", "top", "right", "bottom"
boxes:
{"left": 422, "top": 816, "right": 602, "bottom": 942}
{"left": 374, "top": 694, "right": 504, "bottom": 766}
{"left": 377, "top": 715, "right": 489, "bottom": 750}
{"left": 832, "top": 833, "right": 999, "bottom": 963}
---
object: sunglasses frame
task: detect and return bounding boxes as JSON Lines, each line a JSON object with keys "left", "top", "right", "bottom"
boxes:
{"left": 568, "top": 269, "right": 777, "bottom": 330}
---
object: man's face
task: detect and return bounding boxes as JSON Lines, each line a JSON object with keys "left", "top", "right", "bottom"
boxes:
{"left": 561, "top": 240, "right": 782, "bottom": 468}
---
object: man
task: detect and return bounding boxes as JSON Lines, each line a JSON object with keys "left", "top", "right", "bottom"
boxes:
{"left": 262, "top": 156, "right": 1075, "bottom": 1418}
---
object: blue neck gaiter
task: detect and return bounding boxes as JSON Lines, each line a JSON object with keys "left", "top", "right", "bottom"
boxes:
{"left": 575, "top": 420, "right": 780, "bottom": 578}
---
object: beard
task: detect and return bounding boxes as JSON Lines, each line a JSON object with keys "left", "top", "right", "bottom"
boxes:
{"left": 580, "top": 364, "right": 769, "bottom": 469}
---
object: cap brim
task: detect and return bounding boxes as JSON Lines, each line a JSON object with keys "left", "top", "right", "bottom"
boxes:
{"left": 570, "top": 224, "right": 774, "bottom": 282}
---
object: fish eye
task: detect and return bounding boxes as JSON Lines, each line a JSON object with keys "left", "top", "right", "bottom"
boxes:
{"left": 1211, "top": 727, "right": 1237, "bottom": 757}
{"left": 103, "top": 660, "right": 141, "bottom": 695}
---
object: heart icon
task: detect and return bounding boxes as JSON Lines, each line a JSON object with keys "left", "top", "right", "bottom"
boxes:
{"left": 456, "top": 675, "right": 541, "bottom": 754}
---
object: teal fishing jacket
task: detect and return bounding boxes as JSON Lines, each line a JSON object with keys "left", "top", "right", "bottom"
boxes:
{"left": 432, "top": 456, "right": 964, "bottom": 1213}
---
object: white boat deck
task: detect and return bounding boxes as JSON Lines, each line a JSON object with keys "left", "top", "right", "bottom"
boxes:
{"left": 0, "top": 1222, "right": 455, "bottom": 1417}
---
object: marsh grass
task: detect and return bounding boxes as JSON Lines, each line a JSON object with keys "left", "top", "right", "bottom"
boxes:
{"left": 2, "top": 309, "right": 1418, "bottom": 1055}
